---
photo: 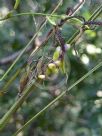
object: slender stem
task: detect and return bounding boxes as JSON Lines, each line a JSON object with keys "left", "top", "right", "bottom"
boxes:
{"left": 0, "top": 12, "right": 86, "bottom": 22}
{"left": 0, "top": 0, "right": 63, "bottom": 130}
{"left": 0, "top": 12, "right": 66, "bottom": 21}
{"left": 0, "top": 0, "right": 62, "bottom": 81}
{"left": 67, "top": 4, "right": 102, "bottom": 44}
{"left": 12, "top": 13, "right": 65, "bottom": 18}
{"left": 0, "top": 69, "right": 20, "bottom": 96}
{"left": 0, "top": 0, "right": 85, "bottom": 21}
{"left": 0, "top": 80, "right": 35, "bottom": 131}
{"left": 67, "top": 30, "right": 79, "bottom": 44}
{"left": 12, "top": 4, "right": 102, "bottom": 135}
{"left": 0, "top": 33, "right": 35, "bottom": 81}
{"left": 2, "top": 69, "right": 21, "bottom": 92}
{"left": 72, "top": 0, "right": 85, "bottom": 15}
{"left": 13, "top": 60, "right": 102, "bottom": 136}
{"left": 14, "top": 0, "right": 21, "bottom": 10}
{"left": 89, "top": 4, "right": 102, "bottom": 21}
{"left": 0, "top": 1, "right": 101, "bottom": 133}
{"left": 0, "top": 32, "right": 53, "bottom": 131}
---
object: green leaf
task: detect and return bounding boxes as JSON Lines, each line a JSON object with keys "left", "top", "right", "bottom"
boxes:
{"left": 69, "top": 18, "right": 83, "bottom": 26}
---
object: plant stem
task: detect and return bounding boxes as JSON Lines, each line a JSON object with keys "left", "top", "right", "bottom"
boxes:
{"left": 89, "top": 4, "right": 102, "bottom": 21}
{"left": 0, "top": 80, "right": 35, "bottom": 131}
{"left": 0, "top": 0, "right": 62, "bottom": 81}
{"left": 0, "top": 1, "right": 101, "bottom": 133}
{"left": 0, "top": 12, "right": 66, "bottom": 21}
{"left": 14, "top": 0, "right": 21, "bottom": 10}
{"left": 2, "top": 69, "right": 21, "bottom": 92}
{"left": 12, "top": 4, "right": 102, "bottom": 135}
{"left": 13, "top": 60, "right": 102, "bottom": 136}
{"left": 67, "top": 4, "right": 102, "bottom": 44}
{"left": 0, "top": 0, "right": 63, "bottom": 130}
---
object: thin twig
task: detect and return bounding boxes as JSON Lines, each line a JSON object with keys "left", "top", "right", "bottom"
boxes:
{"left": 71, "top": 0, "right": 85, "bottom": 15}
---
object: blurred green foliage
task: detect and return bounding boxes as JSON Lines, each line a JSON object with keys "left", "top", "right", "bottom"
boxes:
{"left": 0, "top": 0, "right": 102, "bottom": 136}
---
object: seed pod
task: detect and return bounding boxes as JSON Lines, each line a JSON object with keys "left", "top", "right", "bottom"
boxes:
{"left": 54, "top": 60, "right": 61, "bottom": 67}
{"left": 48, "top": 63, "right": 56, "bottom": 70}
{"left": 59, "top": 60, "right": 66, "bottom": 74}
{"left": 46, "top": 62, "right": 59, "bottom": 78}
{"left": 38, "top": 74, "right": 45, "bottom": 80}
{"left": 53, "top": 46, "right": 61, "bottom": 61}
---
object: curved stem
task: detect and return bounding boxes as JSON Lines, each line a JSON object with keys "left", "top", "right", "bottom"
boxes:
{"left": 67, "top": 4, "right": 102, "bottom": 44}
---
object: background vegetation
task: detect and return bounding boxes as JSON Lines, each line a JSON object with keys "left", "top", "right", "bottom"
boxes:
{"left": 0, "top": 0, "right": 102, "bottom": 136}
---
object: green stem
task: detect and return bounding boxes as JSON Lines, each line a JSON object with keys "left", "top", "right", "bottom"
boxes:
{"left": 12, "top": 12, "right": 65, "bottom": 18}
{"left": 3, "top": 69, "right": 21, "bottom": 92}
{"left": 14, "top": 0, "right": 21, "bottom": 10}
{"left": 67, "top": 4, "right": 102, "bottom": 44}
{"left": 13, "top": 60, "right": 102, "bottom": 136}
{"left": 12, "top": 4, "right": 102, "bottom": 135}
{"left": 0, "top": 80, "right": 35, "bottom": 131}
{"left": 0, "top": 12, "right": 65, "bottom": 21}
{"left": 0, "top": 0, "right": 63, "bottom": 130}
{"left": 0, "top": 12, "right": 84, "bottom": 22}
{"left": 0, "top": 0, "right": 62, "bottom": 82}
{"left": 0, "top": 1, "right": 101, "bottom": 133}
{"left": 89, "top": 4, "right": 102, "bottom": 21}
{"left": 0, "top": 33, "right": 35, "bottom": 82}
